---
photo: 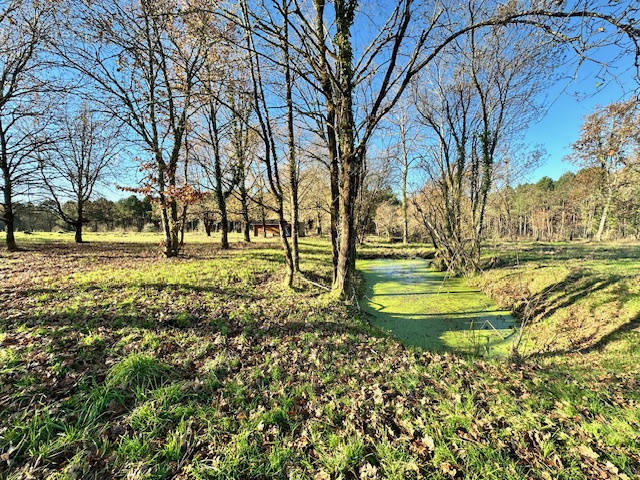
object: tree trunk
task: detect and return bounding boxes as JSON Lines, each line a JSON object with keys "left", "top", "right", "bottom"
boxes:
{"left": 161, "top": 204, "right": 174, "bottom": 257}
{"left": 242, "top": 221, "right": 250, "bottom": 242}
{"left": 331, "top": 0, "right": 358, "bottom": 300}
{"left": 316, "top": 208, "right": 322, "bottom": 235}
{"left": 334, "top": 152, "right": 359, "bottom": 298}
{"left": 241, "top": 188, "right": 251, "bottom": 242}
{"left": 314, "top": 0, "right": 339, "bottom": 281}
{"left": 400, "top": 121, "right": 410, "bottom": 244}
{"left": 74, "top": 200, "right": 84, "bottom": 243}
{"left": 595, "top": 187, "right": 613, "bottom": 242}
{"left": 209, "top": 102, "right": 229, "bottom": 250}
{"left": 283, "top": 0, "right": 299, "bottom": 272}
{"left": 329, "top": 135, "right": 340, "bottom": 281}
{"left": 1, "top": 149, "right": 17, "bottom": 251}
{"left": 180, "top": 205, "right": 188, "bottom": 245}
{"left": 2, "top": 181, "right": 17, "bottom": 251}
{"left": 402, "top": 167, "right": 409, "bottom": 244}
{"left": 290, "top": 197, "right": 299, "bottom": 269}
{"left": 278, "top": 211, "right": 295, "bottom": 287}
{"left": 219, "top": 201, "right": 229, "bottom": 249}
{"left": 156, "top": 157, "right": 177, "bottom": 257}
{"left": 75, "top": 222, "right": 83, "bottom": 243}
{"left": 3, "top": 213, "right": 16, "bottom": 251}
{"left": 168, "top": 170, "right": 180, "bottom": 256}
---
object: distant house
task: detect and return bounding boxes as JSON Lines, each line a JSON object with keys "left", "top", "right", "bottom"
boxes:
{"left": 251, "top": 220, "right": 305, "bottom": 238}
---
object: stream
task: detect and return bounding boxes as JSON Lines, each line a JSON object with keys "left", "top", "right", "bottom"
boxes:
{"left": 358, "top": 258, "right": 517, "bottom": 356}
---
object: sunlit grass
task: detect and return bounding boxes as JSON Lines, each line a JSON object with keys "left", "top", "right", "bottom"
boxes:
{"left": 0, "top": 233, "right": 638, "bottom": 479}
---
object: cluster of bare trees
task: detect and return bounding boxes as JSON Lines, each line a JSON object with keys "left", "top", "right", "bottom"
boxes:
{"left": 377, "top": 96, "right": 640, "bottom": 255}
{"left": 2, "top": 0, "right": 640, "bottom": 295}
{"left": 405, "top": 19, "right": 552, "bottom": 272}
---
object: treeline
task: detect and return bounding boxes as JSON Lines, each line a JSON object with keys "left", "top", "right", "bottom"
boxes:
{"left": 485, "top": 167, "right": 640, "bottom": 241}
{"left": 12, "top": 196, "right": 154, "bottom": 233}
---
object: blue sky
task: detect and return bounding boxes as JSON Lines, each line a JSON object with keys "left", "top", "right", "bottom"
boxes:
{"left": 521, "top": 54, "right": 637, "bottom": 184}
{"left": 101, "top": 3, "right": 638, "bottom": 199}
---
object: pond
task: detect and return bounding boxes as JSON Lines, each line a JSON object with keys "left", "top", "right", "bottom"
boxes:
{"left": 358, "top": 258, "right": 517, "bottom": 356}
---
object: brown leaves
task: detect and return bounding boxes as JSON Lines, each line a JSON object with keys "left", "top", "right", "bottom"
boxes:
{"left": 569, "top": 98, "right": 640, "bottom": 170}
{"left": 577, "top": 444, "right": 599, "bottom": 461}
{"left": 2, "top": 239, "right": 640, "bottom": 479}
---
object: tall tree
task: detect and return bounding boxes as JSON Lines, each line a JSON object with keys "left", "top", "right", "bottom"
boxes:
{"left": 60, "top": 0, "right": 211, "bottom": 256}
{"left": 387, "top": 106, "right": 420, "bottom": 244}
{"left": 228, "top": 80, "right": 254, "bottom": 243}
{"left": 241, "top": 0, "right": 296, "bottom": 286}
{"left": 196, "top": 94, "right": 240, "bottom": 250}
{"left": 281, "top": 0, "right": 301, "bottom": 271}
{"left": 0, "top": 0, "right": 56, "bottom": 250}
{"left": 568, "top": 98, "right": 639, "bottom": 241}
{"left": 39, "top": 105, "right": 119, "bottom": 243}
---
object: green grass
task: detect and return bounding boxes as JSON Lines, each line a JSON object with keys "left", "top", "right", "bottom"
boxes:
{"left": 106, "top": 353, "right": 169, "bottom": 392}
{"left": 0, "top": 232, "right": 638, "bottom": 479}
{"left": 473, "top": 240, "right": 640, "bottom": 368}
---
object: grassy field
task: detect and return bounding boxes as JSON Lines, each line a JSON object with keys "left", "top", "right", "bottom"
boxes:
{"left": 0, "top": 232, "right": 639, "bottom": 479}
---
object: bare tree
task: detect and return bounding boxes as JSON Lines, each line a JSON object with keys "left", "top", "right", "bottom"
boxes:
{"left": 238, "top": 0, "right": 304, "bottom": 271}
{"left": 241, "top": 0, "right": 296, "bottom": 286}
{"left": 39, "top": 105, "right": 119, "bottom": 243}
{"left": 0, "top": 0, "right": 56, "bottom": 250}
{"left": 386, "top": 105, "right": 421, "bottom": 244}
{"left": 413, "top": 21, "right": 550, "bottom": 272}
{"left": 59, "top": 0, "right": 211, "bottom": 256}
{"left": 194, "top": 93, "right": 241, "bottom": 250}
{"left": 229, "top": 88, "right": 255, "bottom": 243}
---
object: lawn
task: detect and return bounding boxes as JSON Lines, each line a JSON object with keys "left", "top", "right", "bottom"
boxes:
{"left": 0, "top": 233, "right": 638, "bottom": 479}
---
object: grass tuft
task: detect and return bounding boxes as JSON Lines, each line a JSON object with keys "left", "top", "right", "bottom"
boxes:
{"left": 106, "top": 353, "right": 169, "bottom": 393}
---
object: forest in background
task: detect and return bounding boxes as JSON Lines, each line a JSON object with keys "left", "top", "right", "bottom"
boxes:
{"left": 11, "top": 160, "right": 640, "bottom": 244}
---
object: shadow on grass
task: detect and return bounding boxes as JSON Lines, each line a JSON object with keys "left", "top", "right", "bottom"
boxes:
{"left": 492, "top": 265, "right": 640, "bottom": 358}
{"left": 521, "top": 269, "right": 620, "bottom": 321}
{"left": 18, "top": 281, "right": 261, "bottom": 301}
{"left": 532, "top": 313, "right": 640, "bottom": 359}
{"left": 579, "top": 312, "right": 640, "bottom": 352}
